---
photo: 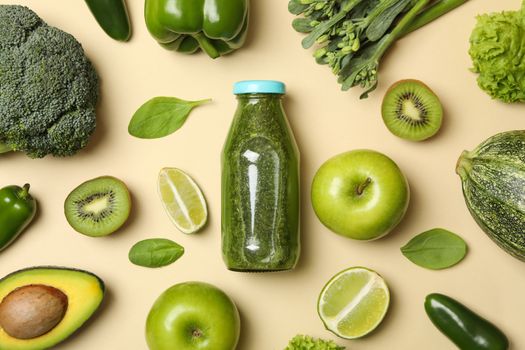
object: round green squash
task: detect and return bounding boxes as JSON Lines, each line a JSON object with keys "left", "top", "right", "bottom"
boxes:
{"left": 456, "top": 130, "right": 525, "bottom": 261}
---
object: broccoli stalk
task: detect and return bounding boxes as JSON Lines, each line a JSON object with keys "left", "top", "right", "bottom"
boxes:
{"left": 338, "top": 0, "right": 430, "bottom": 98}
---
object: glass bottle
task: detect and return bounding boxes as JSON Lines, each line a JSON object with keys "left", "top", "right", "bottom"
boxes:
{"left": 221, "top": 80, "right": 300, "bottom": 272}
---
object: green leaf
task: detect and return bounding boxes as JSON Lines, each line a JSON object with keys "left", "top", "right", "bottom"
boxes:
{"left": 128, "top": 238, "right": 184, "bottom": 268}
{"left": 401, "top": 228, "right": 467, "bottom": 270}
{"left": 128, "top": 97, "right": 211, "bottom": 139}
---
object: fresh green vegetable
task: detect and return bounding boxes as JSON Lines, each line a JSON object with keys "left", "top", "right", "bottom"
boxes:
{"left": 128, "top": 97, "right": 211, "bottom": 139}
{"left": 425, "top": 293, "right": 509, "bottom": 350}
{"left": 144, "top": 0, "right": 249, "bottom": 59}
{"left": 401, "top": 228, "right": 467, "bottom": 269}
{"left": 284, "top": 335, "right": 345, "bottom": 350}
{"left": 456, "top": 130, "right": 525, "bottom": 261}
{"left": 0, "top": 5, "right": 99, "bottom": 158}
{"left": 85, "top": 0, "right": 132, "bottom": 41}
{"left": 0, "top": 184, "right": 37, "bottom": 252}
{"left": 289, "top": 0, "right": 468, "bottom": 98}
{"left": 129, "top": 238, "right": 184, "bottom": 268}
{"left": 469, "top": 1, "right": 525, "bottom": 102}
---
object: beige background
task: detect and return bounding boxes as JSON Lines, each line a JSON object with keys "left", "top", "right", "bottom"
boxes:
{"left": 0, "top": 0, "right": 524, "bottom": 349}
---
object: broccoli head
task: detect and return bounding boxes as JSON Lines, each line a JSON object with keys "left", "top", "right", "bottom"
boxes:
{"left": 0, "top": 5, "right": 99, "bottom": 158}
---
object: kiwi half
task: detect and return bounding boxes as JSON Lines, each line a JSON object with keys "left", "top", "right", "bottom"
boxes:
{"left": 64, "top": 176, "right": 131, "bottom": 237}
{"left": 381, "top": 79, "right": 443, "bottom": 141}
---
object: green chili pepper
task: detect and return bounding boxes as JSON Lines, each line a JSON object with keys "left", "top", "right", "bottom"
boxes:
{"left": 85, "top": 0, "right": 132, "bottom": 41}
{"left": 144, "top": 0, "right": 249, "bottom": 58}
{"left": 0, "top": 184, "right": 37, "bottom": 251}
{"left": 425, "top": 293, "right": 509, "bottom": 350}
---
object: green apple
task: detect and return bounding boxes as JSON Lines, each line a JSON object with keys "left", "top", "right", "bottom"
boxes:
{"left": 311, "top": 149, "right": 409, "bottom": 240}
{"left": 146, "top": 281, "right": 240, "bottom": 350}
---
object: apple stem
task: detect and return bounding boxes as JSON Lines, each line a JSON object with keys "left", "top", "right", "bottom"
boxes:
{"left": 356, "top": 178, "right": 372, "bottom": 196}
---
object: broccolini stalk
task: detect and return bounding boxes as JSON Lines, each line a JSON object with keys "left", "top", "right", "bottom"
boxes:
{"left": 313, "top": 0, "right": 413, "bottom": 74}
{"left": 338, "top": 0, "right": 410, "bottom": 52}
{"left": 290, "top": 0, "right": 467, "bottom": 98}
{"left": 338, "top": 0, "right": 430, "bottom": 98}
{"left": 399, "top": 0, "right": 469, "bottom": 36}
{"left": 302, "top": 0, "right": 363, "bottom": 49}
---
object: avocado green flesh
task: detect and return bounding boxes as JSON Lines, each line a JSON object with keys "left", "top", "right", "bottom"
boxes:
{"left": 458, "top": 131, "right": 525, "bottom": 261}
{"left": 0, "top": 267, "right": 104, "bottom": 350}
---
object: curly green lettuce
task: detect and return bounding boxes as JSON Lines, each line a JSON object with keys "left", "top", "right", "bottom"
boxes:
{"left": 469, "top": 2, "right": 525, "bottom": 103}
{"left": 284, "top": 334, "right": 345, "bottom": 350}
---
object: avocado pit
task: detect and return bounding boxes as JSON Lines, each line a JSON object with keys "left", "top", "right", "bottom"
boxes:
{"left": 0, "top": 284, "right": 68, "bottom": 339}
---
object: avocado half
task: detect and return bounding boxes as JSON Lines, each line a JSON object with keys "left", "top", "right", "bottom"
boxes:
{"left": 0, "top": 266, "right": 104, "bottom": 350}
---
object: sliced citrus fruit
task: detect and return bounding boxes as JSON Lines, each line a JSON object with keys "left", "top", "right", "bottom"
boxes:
{"left": 158, "top": 168, "right": 207, "bottom": 234}
{"left": 318, "top": 267, "right": 390, "bottom": 339}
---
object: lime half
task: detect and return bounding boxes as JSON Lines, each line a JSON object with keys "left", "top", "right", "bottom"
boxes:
{"left": 318, "top": 267, "right": 390, "bottom": 339}
{"left": 158, "top": 168, "right": 207, "bottom": 234}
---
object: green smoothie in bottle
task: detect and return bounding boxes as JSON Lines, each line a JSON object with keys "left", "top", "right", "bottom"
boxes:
{"left": 221, "top": 80, "right": 300, "bottom": 272}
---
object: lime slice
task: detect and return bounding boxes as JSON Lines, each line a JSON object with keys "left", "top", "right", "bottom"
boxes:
{"left": 318, "top": 267, "right": 390, "bottom": 339}
{"left": 158, "top": 168, "right": 208, "bottom": 234}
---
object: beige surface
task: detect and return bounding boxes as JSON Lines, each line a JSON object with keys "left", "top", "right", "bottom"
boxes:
{"left": 0, "top": 0, "right": 524, "bottom": 349}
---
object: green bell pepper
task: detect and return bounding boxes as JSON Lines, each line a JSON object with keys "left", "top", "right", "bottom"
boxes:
{"left": 425, "top": 293, "right": 509, "bottom": 350}
{"left": 85, "top": 0, "right": 132, "bottom": 41}
{"left": 0, "top": 184, "right": 37, "bottom": 251}
{"left": 144, "top": 0, "right": 249, "bottom": 59}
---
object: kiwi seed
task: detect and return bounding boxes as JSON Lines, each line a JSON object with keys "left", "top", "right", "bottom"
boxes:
{"left": 64, "top": 176, "right": 131, "bottom": 237}
{"left": 381, "top": 79, "right": 443, "bottom": 141}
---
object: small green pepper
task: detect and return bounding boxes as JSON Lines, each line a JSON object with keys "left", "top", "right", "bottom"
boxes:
{"left": 0, "top": 184, "right": 37, "bottom": 251}
{"left": 144, "top": 0, "right": 249, "bottom": 58}
{"left": 85, "top": 0, "right": 132, "bottom": 41}
{"left": 425, "top": 293, "right": 509, "bottom": 350}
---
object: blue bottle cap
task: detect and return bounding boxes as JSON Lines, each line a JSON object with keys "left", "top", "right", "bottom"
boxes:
{"left": 233, "top": 80, "right": 286, "bottom": 95}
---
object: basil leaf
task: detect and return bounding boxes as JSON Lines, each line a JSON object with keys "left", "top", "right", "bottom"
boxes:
{"left": 401, "top": 228, "right": 467, "bottom": 270}
{"left": 129, "top": 238, "right": 184, "bottom": 268}
{"left": 128, "top": 97, "right": 211, "bottom": 139}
